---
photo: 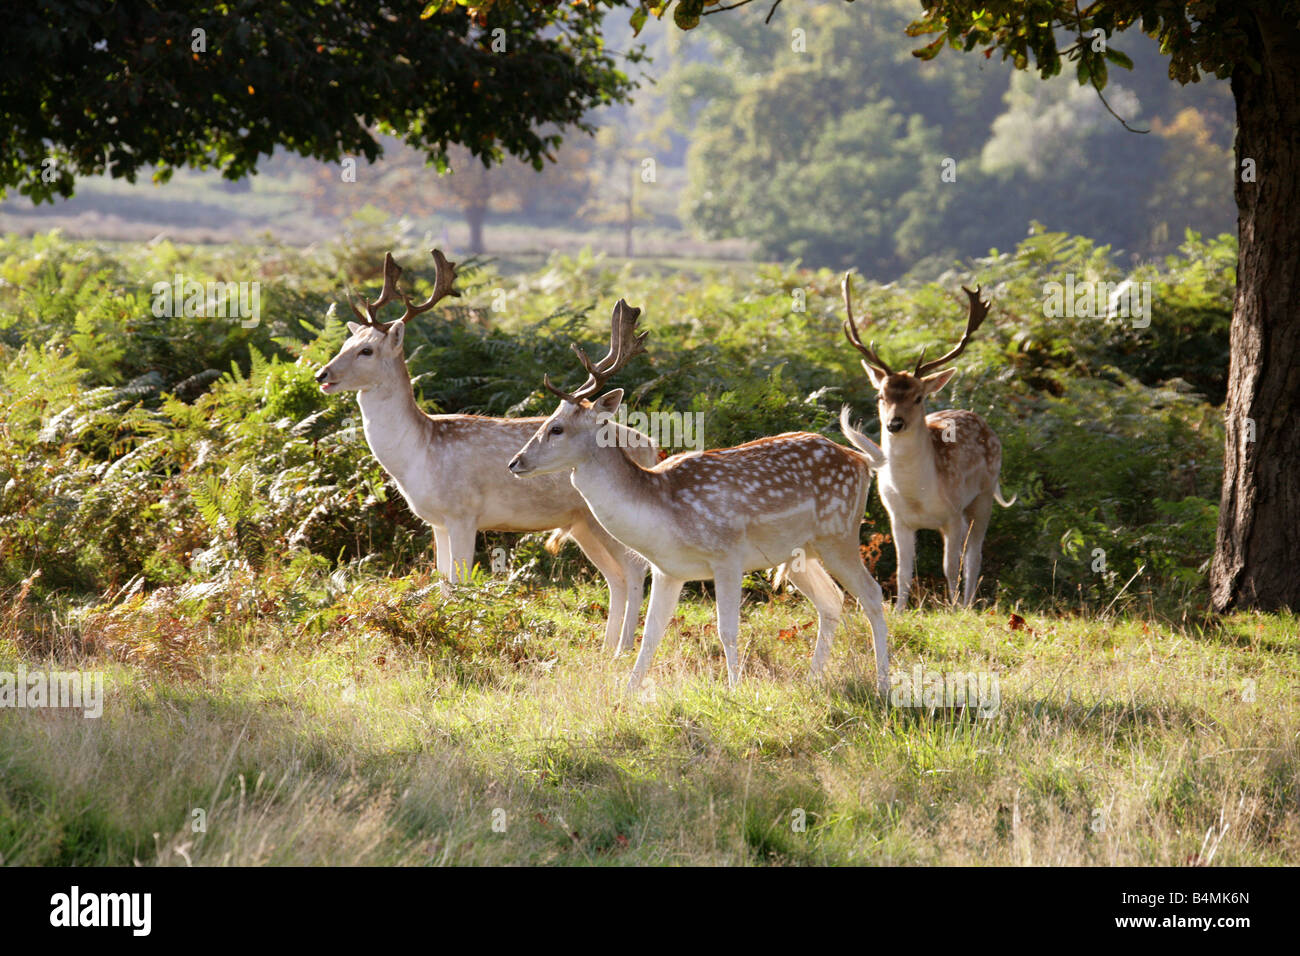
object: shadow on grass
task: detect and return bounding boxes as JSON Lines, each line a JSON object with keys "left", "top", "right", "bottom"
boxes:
{"left": 0, "top": 681, "right": 843, "bottom": 866}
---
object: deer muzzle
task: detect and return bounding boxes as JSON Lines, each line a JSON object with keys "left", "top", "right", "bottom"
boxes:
{"left": 316, "top": 365, "right": 339, "bottom": 392}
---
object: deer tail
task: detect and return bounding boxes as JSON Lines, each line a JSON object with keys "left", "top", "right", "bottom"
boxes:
{"left": 544, "top": 528, "right": 569, "bottom": 555}
{"left": 838, "top": 406, "right": 885, "bottom": 471}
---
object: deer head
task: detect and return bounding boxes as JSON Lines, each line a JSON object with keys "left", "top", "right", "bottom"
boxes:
{"left": 509, "top": 299, "right": 647, "bottom": 477}
{"left": 841, "top": 274, "right": 989, "bottom": 437}
{"left": 316, "top": 249, "right": 459, "bottom": 394}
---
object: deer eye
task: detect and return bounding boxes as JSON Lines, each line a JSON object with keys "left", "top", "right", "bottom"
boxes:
{"left": 360, "top": 347, "right": 373, "bottom": 356}
{"left": 549, "top": 425, "right": 564, "bottom": 436}
{"left": 915, "top": 396, "right": 923, "bottom": 404}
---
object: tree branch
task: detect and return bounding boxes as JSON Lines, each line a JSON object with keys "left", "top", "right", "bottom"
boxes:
{"left": 703, "top": 0, "right": 758, "bottom": 15}
{"left": 1073, "top": 0, "right": 1149, "bottom": 135}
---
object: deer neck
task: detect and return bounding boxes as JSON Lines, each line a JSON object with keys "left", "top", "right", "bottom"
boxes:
{"left": 881, "top": 417, "right": 937, "bottom": 480}
{"left": 355, "top": 361, "right": 428, "bottom": 480}
{"left": 568, "top": 441, "right": 661, "bottom": 551}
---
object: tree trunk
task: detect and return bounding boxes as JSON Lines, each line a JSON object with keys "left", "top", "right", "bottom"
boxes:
{"left": 465, "top": 205, "right": 486, "bottom": 255}
{"left": 1210, "top": 10, "right": 1300, "bottom": 611}
{"left": 624, "top": 163, "right": 635, "bottom": 258}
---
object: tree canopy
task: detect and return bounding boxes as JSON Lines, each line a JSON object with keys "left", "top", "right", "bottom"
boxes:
{"left": 0, "top": 0, "right": 640, "bottom": 203}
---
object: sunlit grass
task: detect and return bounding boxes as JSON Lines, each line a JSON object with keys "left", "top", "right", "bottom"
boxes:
{"left": 2, "top": 569, "right": 1295, "bottom": 866}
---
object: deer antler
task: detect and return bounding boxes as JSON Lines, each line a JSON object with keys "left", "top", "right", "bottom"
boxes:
{"left": 914, "top": 284, "right": 989, "bottom": 378}
{"left": 841, "top": 273, "right": 894, "bottom": 376}
{"left": 348, "top": 249, "right": 459, "bottom": 331}
{"left": 394, "top": 249, "right": 460, "bottom": 325}
{"left": 544, "top": 299, "right": 648, "bottom": 405}
{"left": 348, "top": 252, "right": 404, "bottom": 326}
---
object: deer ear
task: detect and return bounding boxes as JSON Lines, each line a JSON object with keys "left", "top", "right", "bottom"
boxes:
{"left": 593, "top": 388, "right": 623, "bottom": 418}
{"left": 922, "top": 368, "right": 957, "bottom": 394}
{"left": 388, "top": 321, "right": 405, "bottom": 349}
{"left": 346, "top": 321, "right": 365, "bottom": 336}
{"left": 863, "top": 362, "right": 889, "bottom": 390}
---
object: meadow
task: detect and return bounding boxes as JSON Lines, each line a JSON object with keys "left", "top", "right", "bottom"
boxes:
{"left": 1, "top": 226, "right": 1295, "bottom": 865}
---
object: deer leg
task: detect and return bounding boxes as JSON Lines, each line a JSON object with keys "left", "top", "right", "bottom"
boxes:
{"left": 626, "top": 569, "right": 684, "bottom": 693}
{"left": 585, "top": 517, "right": 647, "bottom": 654}
{"left": 432, "top": 526, "right": 455, "bottom": 595}
{"left": 712, "top": 564, "right": 744, "bottom": 686}
{"left": 432, "top": 526, "right": 451, "bottom": 575}
{"left": 942, "top": 520, "right": 964, "bottom": 607}
{"left": 892, "top": 522, "right": 916, "bottom": 611}
{"left": 817, "top": 541, "right": 890, "bottom": 696}
{"left": 566, "top": 518, "right": 631, "bottom": 654}
{"left": 962, "top": 494, "right": 994, "bottom": 606}
{"left": 787, "top": 560, "right": 844, "bottom": 678}
{"left": 615, "top": 546, "right": 647, "bottom": 655}
{"left": 445, "top": 520, "right": 478, "bottom": 584}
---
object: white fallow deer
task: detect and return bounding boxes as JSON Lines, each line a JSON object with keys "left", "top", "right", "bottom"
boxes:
{"left": 315, "top": 249, "right": 658, "bottom": 652}
{"left": 839, "top": 275, "right": 1015, "bottom": 611}
{"left": 508, "top": 301, "right": 891, "bottom": 695}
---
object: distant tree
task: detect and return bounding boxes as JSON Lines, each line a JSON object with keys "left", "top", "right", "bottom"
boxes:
{"left": 579, "top": 124, "right": 666, "bottom": 257}
{"left": 518, "top": 141, "right": 599, "bottom": 225}
{"left": 686, "top": 83, "right": 941, "bottom": 272}
{"left": 0, "top": 1, "right": 638, "bottom": 202}
{"left": 418, "top": 146, "right": 524, "bottom": 255}
{"left": 1147, "top": 108, "right": 1235, "bottom": 245}
{"left": 670, "top": 0, "right": 1230, "bottom": 272}
{"left": 676, "top": 3, "right": 958, "bottom": 272}
{"left": 302, "top": 137, "right": 596, "bottom": 255}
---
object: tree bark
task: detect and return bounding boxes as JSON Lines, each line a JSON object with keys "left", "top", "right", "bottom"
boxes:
{"left": 624, "top": 163, "right": 635, "bottom": 258}
{"left": 1211, "top": 10, "right": 1300, "bottom": 611}
{"left": 465, "top": 205, "right": 486, "bottom": 255}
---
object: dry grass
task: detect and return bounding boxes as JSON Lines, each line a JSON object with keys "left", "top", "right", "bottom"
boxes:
{"left": 1, "top": 570, "right": 1296, "bottom": 866}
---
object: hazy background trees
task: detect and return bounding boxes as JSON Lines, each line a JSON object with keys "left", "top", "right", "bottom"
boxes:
{"left": 677, "top": 0, "right": 1232, "bottom": 274}
{"left": 2, "top": 0, "right": 1233, "bottom": 274}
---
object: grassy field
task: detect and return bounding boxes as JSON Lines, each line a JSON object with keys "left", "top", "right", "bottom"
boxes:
{"left": 0, "top": 230, "right": 1291, "bottom": 867}
{"left": 2, "top": 567, "right": 1295, "bottom": 866}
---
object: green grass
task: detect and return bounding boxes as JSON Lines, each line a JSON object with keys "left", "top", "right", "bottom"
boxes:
{"left": 0, "top": 229, "right": 1280, "bottom": 866}
{"left": 2, "top": 567, "right": 1295, "bottom": 866}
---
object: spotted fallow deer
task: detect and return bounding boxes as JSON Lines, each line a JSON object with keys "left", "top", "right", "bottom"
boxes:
{"left": 839, "top": 275, "right": 1015, "bottom": 611}
{"left": 509, "top": 300, "right": 890, "bottom": 694}
{"left": 315, "top": 250, "right": 658, "bottom": 652}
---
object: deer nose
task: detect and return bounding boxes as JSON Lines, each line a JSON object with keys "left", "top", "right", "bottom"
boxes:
{"left": 315, "top": 367, "right": 329, "bottom": 383}
{"left": 508, "top": 454, "right": 524, "bottom": 474}
{"left": 887, "top": 417, "right": 905, "bottom": 433}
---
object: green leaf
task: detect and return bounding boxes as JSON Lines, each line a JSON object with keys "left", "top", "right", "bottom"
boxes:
{"left": 674, "top": 0, "right": 704, "bottom": 31}
{"left": 905, "top": 18, "right": 944, "bottom": 37}
{"left": 913, "top": 36, "right": 946, "bottom": 61}
{"left": 1104, "top": 48, "right": 1134, "bottom": 70}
